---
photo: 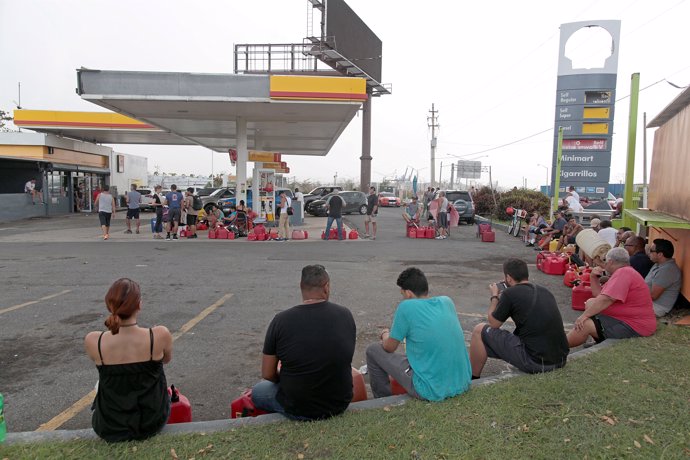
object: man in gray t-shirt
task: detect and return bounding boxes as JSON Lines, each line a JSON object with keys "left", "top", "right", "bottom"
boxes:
{"left": 125, "top": 185, "right": 142, "bottom": 234}
{"left": 645, "top": 239, "right": 682, "bottom": 317}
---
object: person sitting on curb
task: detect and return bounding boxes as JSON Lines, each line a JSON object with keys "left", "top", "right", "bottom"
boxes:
{"left": 645, "top": 239, "right": 682, "bottom": 317}
{"left": 556, "top": 215, "right": 583, "bottom": 251}
{"left": 469, "top": 258, "right": 569, "bottom": 378}
{"left": 525, "top": 211, "right": 547, "bottom": 247}
{"left": 251, "top": 265, "right": 356, "bottom": 420}
{"left": 85, "top": 278, "right": 173, "bottom": 442}
{"left": 624, "top": 235, "right": 653, "bottom": 278}
{"left": 535, "top": 211, "right": 567, "bottom": 251}
{"left": 567, "top": 247, "right": 656, "bottom": 348}
{"left": 403, "top": 196, "right": 422, "bottom": 225}
{"left": 366, "top": 267, "right": 471, "bottom": 401}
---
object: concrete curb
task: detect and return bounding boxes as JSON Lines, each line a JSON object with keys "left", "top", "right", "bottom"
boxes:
{"left": 4, "top": 341, "right": 616, "bottom": 445}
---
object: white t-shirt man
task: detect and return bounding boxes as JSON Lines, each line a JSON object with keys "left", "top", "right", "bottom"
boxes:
{"left": 565, "top": 195, "right": 583, "bottom": 212}
{"left": 24, "top": 180, "right": 35, "bottom": 193}
{"left": 598, "top": 226, "right": 618, "bottom": 247}
{"left": 294, "top": 190, "right": 304, "bottom": 218}
{"left": 568, "top": 188, "right": 580, "bottom": 202}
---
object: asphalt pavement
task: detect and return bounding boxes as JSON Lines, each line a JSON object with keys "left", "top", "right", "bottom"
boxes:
{"left": 0, "top": 207, "right": 582, "bottom": 433}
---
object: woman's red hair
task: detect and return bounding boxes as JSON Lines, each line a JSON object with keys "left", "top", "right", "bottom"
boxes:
{"left": 104, "top": 278, "right": 141, "bottom": 335}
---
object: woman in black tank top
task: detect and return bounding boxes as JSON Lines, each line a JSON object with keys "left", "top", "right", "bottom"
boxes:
{"left": 84, "top": 278, "right": 174, "bottom": 442}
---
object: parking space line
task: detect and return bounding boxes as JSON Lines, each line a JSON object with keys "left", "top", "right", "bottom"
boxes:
{"left": 0, "top": 289, "right": 72, "bottom": 316}
{"left": 35, "top": 292, "right": 234, "bottom": 432}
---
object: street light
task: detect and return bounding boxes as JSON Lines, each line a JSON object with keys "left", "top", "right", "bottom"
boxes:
{"left": 537, "top": 164, "right": 549, "bottom": 188}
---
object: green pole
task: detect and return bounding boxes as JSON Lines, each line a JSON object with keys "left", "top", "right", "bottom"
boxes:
{"left": 552, "top": 127, "right": 564, "bottom": 218}
{"left": 623, "top": 73, "right": 640, "bottom": 228}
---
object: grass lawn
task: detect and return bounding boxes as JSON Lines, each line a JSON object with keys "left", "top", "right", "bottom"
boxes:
{"left": 2, "top": 323, "right": 689, "bottom": 459}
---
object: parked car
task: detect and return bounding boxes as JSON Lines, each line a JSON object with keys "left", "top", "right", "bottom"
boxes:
{"left": 197, "top": 187, "right": 217, "bottom": 197}
{"left": 201, "top": 187, "right": 235, "bottom": 214}
{"left": 136, "top": 188, "right": 156, "bottom": 211}
{"left": 302, "top": 186, "right": 344, "bottom": 210}
{"left": 442, "top": 190, "right": 475, "bottom": 224}
{"left": 378, "top": 192, "right": 401, "bottom": 207}
{"left": 306, "top": 191, "right": 368, "bottom": 216}
{"left": 218, "top": 188, "right": 294, "bottom": 214}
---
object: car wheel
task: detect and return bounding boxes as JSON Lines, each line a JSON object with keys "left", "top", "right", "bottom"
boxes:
{"left": 359, "top": 204, "right": 367, "bottom": 215}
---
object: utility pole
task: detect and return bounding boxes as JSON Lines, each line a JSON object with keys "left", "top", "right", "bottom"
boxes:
{"left": 439, "top": 162, "right": 443, "bottom": 188}
{"left": 427, "top": 103, "right": 439, "bottom": 187}
{"left": 450, "top": 163, "right": 455, "bottom": 189}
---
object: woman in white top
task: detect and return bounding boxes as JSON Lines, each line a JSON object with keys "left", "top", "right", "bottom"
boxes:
{"left": 94, "top": 185, "right": 117, "bottom": 240}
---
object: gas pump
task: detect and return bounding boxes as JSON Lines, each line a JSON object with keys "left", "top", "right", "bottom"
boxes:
{"left": 252, "top": 167, "right": 276, "bottom": 223}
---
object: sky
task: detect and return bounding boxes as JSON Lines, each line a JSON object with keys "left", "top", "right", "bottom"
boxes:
{"left": 1, "top": 0, "right": 689, "bottom": 190}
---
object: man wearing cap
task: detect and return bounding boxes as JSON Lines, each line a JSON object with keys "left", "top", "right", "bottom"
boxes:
{"left": 645, "top": 239, "right": 682, "bottom": 317}
{"left": 567, "top": 247, "right": 656, "bottom": 347}
{"left": 589, "top": 218, "right": 601, "bottom": 232}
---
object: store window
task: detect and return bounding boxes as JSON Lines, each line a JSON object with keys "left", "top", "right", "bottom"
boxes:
{"left": 48, "top": 172, "right": 65, "bottom": 200}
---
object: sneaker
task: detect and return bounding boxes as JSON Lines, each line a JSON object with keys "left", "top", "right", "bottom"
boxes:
{"left": 165, "top": 234, "right": 171, "bottom": 240}
{"left": 534, "top": 246, "right": 543, "bottom": 251}
{"left": 191, "top": 234, "right": 198, "bottom": 239}
{"left": 172, "top": 235, "right": 178, "bottom": 240}
{"left": 435, "top": 236, "right": 443, "bottom": 240}
{"left": 124, "top": 229, "right": 132, "bottom": 234}
{"left": 371, "top": 236, "right": 376, "bottom": 240}
{"left": 363, "top": 233, "right": 370, "bottom": 239}
{"left": 525, "top": 242, "right": 534, "bottom": 247}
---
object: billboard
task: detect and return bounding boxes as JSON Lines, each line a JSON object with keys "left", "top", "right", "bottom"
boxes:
{"left": 325, "top": 0, "right": 383, "bottom": 83}
{"left": 456, "top": 160, "right": 482, "bottom": 179}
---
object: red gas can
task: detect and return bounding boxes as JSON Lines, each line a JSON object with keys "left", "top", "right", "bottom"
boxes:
{"left": 230, "top": 389, "right": 269, "bottom": 419}
{"left": 216, "top": 227, "right": 229, "bottom": 239}
{"left": 247, "top": 232, "right": 257, "bottom": 241}
{"left": 425, "top": 227, "right": 435, "bottom": 239}
{"left": 416, "top": 227, "right": 426, "bottom": 238}
{"left": 349, "top": 230, "right": 359, "bottom": 239}
{"left": 563, "top": 267, "right": 580, "bottom": 287}
{"left": 227, "top": 231, "right": 236, "bottom": 240}
{"left": 542, "top": 254, "right": 568, "bottom": 275}
{"left": 481, "top": 230, "right": 496, "bottom": 242}
{"left": 351, "top": 367, "right": 367, "bottom": 402}
{"left": 389, "top": 376, "right": 407, "bottom": 395}
{"left": 254, "top": 224, "right": 266, "bottom": 236}
{"left": 407, "top": 226, "right": 417, "bottom": 238}
{"left": 208, "top": 229, "right": 216, "bottom": 239}
{"left": 330, "top": 228, "right": 338, "bottom": 239}
{"left": 167, "top": 385, "right": 192, "bottom": 424}
{"left": 291, "top": 230, "right": 306, "bottom": 240}
{"left": 572, "top": 283, "right": 593, "bottom": 311}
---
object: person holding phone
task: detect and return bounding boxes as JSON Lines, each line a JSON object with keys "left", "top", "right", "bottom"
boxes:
{"left": 469, "top": 259, "right": 569, "bottom": 378}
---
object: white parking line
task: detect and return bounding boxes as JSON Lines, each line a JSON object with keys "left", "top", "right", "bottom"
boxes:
{"left": 0, "top": 290, "right": 72, "bottom": 316}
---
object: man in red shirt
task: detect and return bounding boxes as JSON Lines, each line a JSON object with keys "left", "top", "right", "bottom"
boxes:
{"left": 567, "top": 247, "right": 656, "bottom": 347}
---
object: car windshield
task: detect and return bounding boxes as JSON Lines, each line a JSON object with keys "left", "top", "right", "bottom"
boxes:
{"left": 210, "top": 188, "right": 233, "bottom": 198}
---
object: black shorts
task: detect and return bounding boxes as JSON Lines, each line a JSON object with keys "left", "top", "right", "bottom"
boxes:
{"left": 591, "top": 315, "right": 640, "bottom": 343}
{"left": 98, "top": 212, "right": 112, "bottom": 227}
{"left": 481, "top": 326, "right": 565, "bottom": 374}
{"left": 186, "top": 214, "right": 198, "bottom": 226}
{"left": 126, "top": 208, "right": 140, "bottom": 219}
{"left": 169, "top": 208, "right": 181, "bottom": 223}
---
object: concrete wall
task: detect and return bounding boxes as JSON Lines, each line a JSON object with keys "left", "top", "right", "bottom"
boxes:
{"left": 0, "top": 193, "right": 71, "bottom": 223}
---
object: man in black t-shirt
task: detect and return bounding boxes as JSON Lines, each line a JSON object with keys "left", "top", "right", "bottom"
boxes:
{"left": 324, "top": 192, "right": 346, "bottom": 240}
{"left": 364, "top": 186, "right": 379, "bottom": 240}
{"left": 469, "top": 258, "right": 569, "bottom": 377}
{"left": 251, "top": 265, "right": 356, "bottom": 420}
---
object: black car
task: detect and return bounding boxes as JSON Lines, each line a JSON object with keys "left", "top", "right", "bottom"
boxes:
{"left": 443, "top": 190, "right": 475, "bottom": 224}
{"left": 302, "top": 186, "right": 344, "bottom": 210}
{"left": 306, "top": 191, "right": 368, "bottom": 216}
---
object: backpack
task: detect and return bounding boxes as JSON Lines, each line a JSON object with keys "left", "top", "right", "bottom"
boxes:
{"left": 192, "top": 195, "right": 203, "bottom": 211}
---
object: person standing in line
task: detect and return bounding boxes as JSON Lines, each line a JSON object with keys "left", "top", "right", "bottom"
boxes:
{"left": 124, "top": 184, "right": 142, "bottom": 234}
{"left": 276, "top": 191, "right": 292, "bottom": 241}
{"left": 323, "top": 192, "right": 345, "bottom": 241}
{"left": 294, "top": 187, "right": 304, "bottom": 220}
{"left": 364, "top": 186, "right": 379, "bottom": 240}
{"left": 183, "top": 187, "right": 199, "bottom": 239}
{"left": 151, "top": 185, "right": 164, "bottom": 239}
{"left": 164, "top": 185, "right": 184, "bottom": 241}
{"left": 94, "top": 185, "right": 117, "bottom": 240}
{"left": 435, "top": 191, "right": 449, "bottom": 240}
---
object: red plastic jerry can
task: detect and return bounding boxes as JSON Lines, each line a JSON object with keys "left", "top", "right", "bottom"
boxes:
{"left": 572, "top": 283, "right": 593, "bottom": 311}
{"left": 416, "top": 227, "right": 426, "bottom": 238}
{"left": 167, "top": 385, "right": 192, "bottom": 424}
{"left": 543, "top": 254, "right": 568, "bottom": 275}
{"left": 304, "top": 230, "right": 309, "bottom": 239}
{"left": 247, "top": 232, "right": 257, "bottom": 241}
{"left": 230, "top": 389, "right": 269, "bottom": 419}
{"left": 425, "top": 227, "right": 435, "bottom": 239}
{"left": 351, "top": 367, "right": 367, "bottom": 402}
{"left": 481, "top": 230, "right": 496, "bottom": 242}
{"left": 208, "top": 229, "right": 216, "bottom": 239}
{"left": 407, "top": 226, "right": 417, "bottom": 238}
{"left": 389, "top": 376, "right": 407, "bottom": 396}
{"left": 227, "top": 231, "right": 236, "bottom": 240}
{"left": 563, "top": 267, "right": 580, "bottom": 288}
{"left": 216, "top": 227, "right": 229, "bottom": 239}
{"left": 329, "top": 228, "right": 338, "bottom": 239}
{"left": 349, "top": 229, "right": 359, "bottom": 239}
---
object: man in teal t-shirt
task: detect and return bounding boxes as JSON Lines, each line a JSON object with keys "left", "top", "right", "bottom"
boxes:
{"left": 366, "top": 267, "right": 472, "bottom": 401}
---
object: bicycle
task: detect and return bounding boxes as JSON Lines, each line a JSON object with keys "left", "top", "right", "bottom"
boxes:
{"left": 506, "top": 207, "right": 527, "bottom": 238}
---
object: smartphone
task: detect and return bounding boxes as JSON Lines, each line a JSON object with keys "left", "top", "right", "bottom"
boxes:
{"left": 497, "top": 281, "right": 508, "bottom": 293}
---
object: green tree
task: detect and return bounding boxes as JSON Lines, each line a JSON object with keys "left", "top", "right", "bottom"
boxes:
{"left": 0, "top": 109, "right": 14, "bottom": 132}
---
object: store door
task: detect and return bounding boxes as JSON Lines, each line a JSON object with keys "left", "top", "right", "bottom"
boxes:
{"left": 82, "top": 176, "right": 94, "bottom": 212}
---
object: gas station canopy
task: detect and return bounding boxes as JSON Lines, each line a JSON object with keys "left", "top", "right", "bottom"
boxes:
{"left": 17, "top": 70, "right": 367, "bottom": 156}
